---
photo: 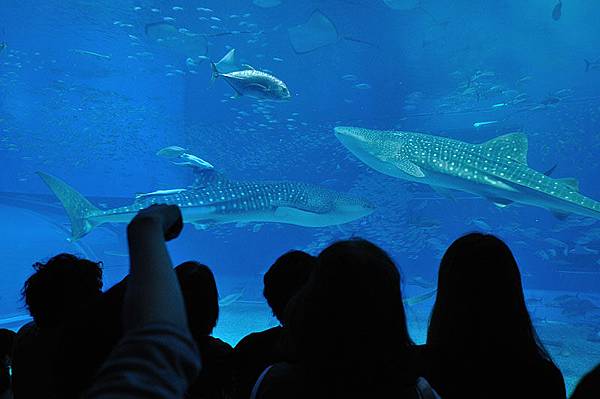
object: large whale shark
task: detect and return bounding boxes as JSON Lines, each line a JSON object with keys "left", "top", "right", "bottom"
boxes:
{"left": 38, "top": 157, "right": 374, "bottom": 241}
{"left": 335, "top": 126, "right": 600, "bottom": 220}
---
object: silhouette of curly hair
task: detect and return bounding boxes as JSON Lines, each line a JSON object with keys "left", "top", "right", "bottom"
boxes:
{"left": 22, "top": 253, "right": 103, "bottom": 328}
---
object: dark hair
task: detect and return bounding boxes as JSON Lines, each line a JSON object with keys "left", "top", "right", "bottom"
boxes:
{"left": 427, "top": 233, "right": 552, "bottom": 361}
{"left": 22, "top": 253, "right": 103, "bottom": 328}
{"left": 175, "top": 261, "right": 219, "bottom": 337}
{"left": 263, "top": 250, "right": 317, "bottom": 323}
{"left": 283, "top": 238, "right": 414, "bottom": 393}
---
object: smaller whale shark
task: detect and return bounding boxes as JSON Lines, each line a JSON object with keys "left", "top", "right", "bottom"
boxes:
{"left": 335, "top": 126, "right": 600, "bottom": 220}
{"left": 38, "top": 152, "right": 373, "bottom": 241}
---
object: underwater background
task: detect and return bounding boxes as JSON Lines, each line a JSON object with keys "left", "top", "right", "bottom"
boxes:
{"left": 1, "top": 0, "right": 600, "bottom": 393}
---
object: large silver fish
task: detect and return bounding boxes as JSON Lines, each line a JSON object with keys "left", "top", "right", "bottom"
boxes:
{"left": 210, "top": 49, "right": 291, "bottom": 101}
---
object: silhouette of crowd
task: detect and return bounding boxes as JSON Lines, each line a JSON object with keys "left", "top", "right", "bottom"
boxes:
{"left": 1, "top": 204, "right": 598, "bottom": 398}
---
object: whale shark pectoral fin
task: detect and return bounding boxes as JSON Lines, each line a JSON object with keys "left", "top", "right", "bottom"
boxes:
{"left": 395, "top": 160, "right": 425, "bottom": 178}
{"left": 557, "top": 178, "right": 579, "bottom": 191}
{"left": 245, "top": 83, "right": 269, "bottom": 91}
{"left": 481, "top": 132, "right": 529, "bottom": 164}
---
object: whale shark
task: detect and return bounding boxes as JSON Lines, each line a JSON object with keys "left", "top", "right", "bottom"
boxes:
{"left": 335, "top": 126, "right": 600, "bottom": 220}
{"left": 37, "top": 158, "right": 374, "bottom": 241}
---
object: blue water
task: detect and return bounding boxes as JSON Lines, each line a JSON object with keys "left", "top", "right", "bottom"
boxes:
{"left": 1, "top": 0, "right": 600, "bottom": 393}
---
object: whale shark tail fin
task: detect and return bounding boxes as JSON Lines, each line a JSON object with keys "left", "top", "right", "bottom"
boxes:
{"left": 36, "top": 172, "right": 101, "bottom": 241}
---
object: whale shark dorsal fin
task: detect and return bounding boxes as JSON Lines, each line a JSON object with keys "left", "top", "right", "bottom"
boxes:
{"left": 481, "top": 132, "right": 529, "bottom": 164}
{"left": 215, "top": 48, "right": 240, "bottom": 74}
{"left": 396, "top": 159, "right": 425, "bottom": 178}
{"left": 557, "top": 178, "right": 579, "bottom": 191}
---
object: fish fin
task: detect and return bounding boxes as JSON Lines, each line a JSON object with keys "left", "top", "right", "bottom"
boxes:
{"left": 544, "top": 164, "right": 557, "bottom": 176}
{"left": 210, "top": 62, "right": 220, "bottom": 82}
{"left": 241, "top": 63, "right": 256, "bottom": 70}
{"left": 585, "top": 59, "right": 590, "bottom": 72}
{"left": 395, "top": 160, "right": 425, "bottom": 178}
{"left": 245, "top": 83, "right": 269, "bottom": 91}
{"left": 214, "top": 48, "right": 239, "bottom": 73}
{"left": 173, "top": 153, "right": 215, "bottom": 170}
{"left": 557, "top": 178, "right": 579, "bottom": 191}
{"left": 226, "top": 81, "right": 245, "bottom": 98}
{"left": 37, "top": 172, "right": 102, "bottom": 241}
{"left": 480, "top": 132, "right": 529, "bottom": 164}
{"left": 550, "top": 210, "right": 570, "bottom": 220}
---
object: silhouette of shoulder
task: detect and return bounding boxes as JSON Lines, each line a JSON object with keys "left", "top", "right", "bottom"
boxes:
{"left": 233, "top": 326, "right": 283, "bottom": 399}
{"left": 235, "top": 326, "right": 282, "bottom": 358}
{"left": 187, "top": 335, "right": 233, "bottom": 399}
{"left": 571, "top": 363, "right": 600, "bottom": 399}
{"left": 254, "top": 362, "right": 439, "bottom": 399}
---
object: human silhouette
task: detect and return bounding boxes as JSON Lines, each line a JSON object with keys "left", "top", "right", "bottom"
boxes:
{"left": 570, "top": 363, "right": 600, "bottom": 399}
{"left": 422, "top": 232, "right": 566, "bottom": 399}
{"left": 54, "top": 278, "right": 127, "bottom": 398}
{"left": 233, "top": 251, "right": 317, "bottom": 399}
{"left": 12, "top": 253, "right": 103, "bottom": 399}
{"left": 253, "top": 239, "right": 439, "bottom": 399}
{"left": 85, "top": 204, "right": 200, "bottom": 398}
{"left": 56, "top": 260, "right": 232, "bottom": 399}
{"left": 0, "top": 329, "right": 16, "bottom": 399}
{"left": 176, "top": 261, "right": 233, "bottom": 399}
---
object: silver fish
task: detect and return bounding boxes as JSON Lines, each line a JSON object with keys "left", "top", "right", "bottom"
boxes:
{"left": 210, "top": 49, "right": 291, "bottom": 101}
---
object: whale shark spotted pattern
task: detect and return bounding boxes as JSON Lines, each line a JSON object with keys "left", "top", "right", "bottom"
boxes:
{"left": 37, "top": 170, "right": 374, "bottom": 241}
{"left": 335, "top": 126, "right": 600, "bottom": 220}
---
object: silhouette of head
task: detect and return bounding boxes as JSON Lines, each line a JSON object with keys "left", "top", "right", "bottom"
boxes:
{"left": 263, "top": 250, "right": 317, "bottom": 324}
{"left": 175, "top": 261, "right": 219, "bottom": 337}
{"left": 22, "top": 253, "right": 103, "bottom": 328}
{"left": 427, "top": 233, "right": 550, "bottom": 359}
{"left": 284, "top": 238, "right": 413, "bottom": 391}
